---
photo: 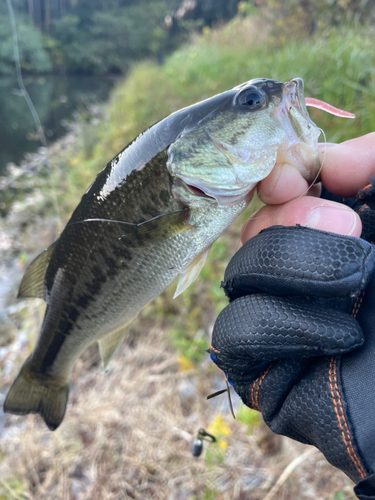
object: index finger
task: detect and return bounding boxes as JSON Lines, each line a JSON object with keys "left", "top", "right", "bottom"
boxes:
{"left": 319, "top": 132, "right": 375, "bottom": 197}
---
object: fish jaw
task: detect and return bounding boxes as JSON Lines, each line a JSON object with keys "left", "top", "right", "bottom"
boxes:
{"left": 271, "top": 78, "right": 321, "bottom": 183}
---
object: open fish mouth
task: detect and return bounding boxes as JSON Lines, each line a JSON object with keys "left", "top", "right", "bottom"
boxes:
{"left": 272, "top": 78, "right": 355, "bottom": 183}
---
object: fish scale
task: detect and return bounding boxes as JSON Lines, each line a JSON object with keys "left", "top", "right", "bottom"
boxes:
{"left": 4, "top": 77, "right": 323, "bottom": 430}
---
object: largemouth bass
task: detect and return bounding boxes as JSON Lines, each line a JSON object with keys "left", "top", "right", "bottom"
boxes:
{"left": 4, "top": 77, "right": 325, "bottom": 430}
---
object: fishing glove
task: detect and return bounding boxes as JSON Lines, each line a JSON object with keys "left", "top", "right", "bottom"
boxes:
{"left": 209, "top": 182, "right": 375, "bottom": 499}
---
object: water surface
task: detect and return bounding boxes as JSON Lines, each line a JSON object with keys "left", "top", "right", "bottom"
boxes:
{"left": 0, "top": 74, "right": 116, "bottom": 175}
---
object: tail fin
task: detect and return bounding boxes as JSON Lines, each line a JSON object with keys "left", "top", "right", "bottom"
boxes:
{"left": 4, "top": 362, "right": 69, "bottom": 431}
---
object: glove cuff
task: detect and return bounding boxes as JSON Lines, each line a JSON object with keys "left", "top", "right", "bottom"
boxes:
{"left": 354, "top": 473, "right": 375, "bottom": 499}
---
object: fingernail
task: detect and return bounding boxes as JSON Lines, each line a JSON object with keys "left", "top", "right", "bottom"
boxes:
{"left": 317, "top": 143, "right": 336, "bottom": 148}
{"left": 306, "top": 206, "right": 358, "bottom": 235}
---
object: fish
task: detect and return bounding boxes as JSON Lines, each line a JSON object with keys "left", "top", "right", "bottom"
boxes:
{"left": 3, "top": 77, "right": 350, "bottom": 431}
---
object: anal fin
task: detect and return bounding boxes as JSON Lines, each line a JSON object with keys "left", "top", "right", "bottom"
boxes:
{"left": 18, "top": 241, "right": 58, "bottom": 300}
{"left": 173, "top": 247, "right": 211, "bottom": 298}
{"left": 98, "top": 316, "right": 137, "bottom": 371}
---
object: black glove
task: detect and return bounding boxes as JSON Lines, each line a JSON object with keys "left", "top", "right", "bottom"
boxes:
{"left": 209, "top": 182, "right": 375, "bottom": 499}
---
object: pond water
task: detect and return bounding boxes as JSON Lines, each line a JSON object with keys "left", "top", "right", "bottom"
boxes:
{"left": 0, "top": 74, "right": 116, "bottom": 175}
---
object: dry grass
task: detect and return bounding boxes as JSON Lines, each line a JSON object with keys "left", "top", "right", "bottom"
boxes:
{"left": 0, "top": 228, "right": 356, "bottom": 499}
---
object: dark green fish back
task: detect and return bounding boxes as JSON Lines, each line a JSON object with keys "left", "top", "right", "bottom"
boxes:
{"left": 38, "top": 148, "right": 188, "bottom": 375}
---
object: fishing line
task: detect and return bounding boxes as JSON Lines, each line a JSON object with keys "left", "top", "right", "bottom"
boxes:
{"left": 6, "top": 0, "right": 47, "bottom": 150}
{"left": 206, "top": 373, "right": 236, "bottom": 420}
{"left": 67, "top": 208, "right": 190, "bottom": 240}
{"left": 68, "top": 208, "right": 187, "bottom": 227}
{"left": 5, "top": 0, "right": 61, "bottom": 220}
{"left": 225, "top": 374, "right": 236, "bottom": 420}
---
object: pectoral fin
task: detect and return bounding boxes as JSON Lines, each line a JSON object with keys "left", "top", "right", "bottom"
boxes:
{"left": 173, "top": 247, "right": 211, "bottom": 299}
{"left": 18, "top": 241, "right": 58, "bottom": 300}
{"left": 98, "top": 316, "right": 137, "bottom": 371}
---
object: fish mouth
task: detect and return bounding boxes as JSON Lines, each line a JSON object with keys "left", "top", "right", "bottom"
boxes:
{"left": 173, "top": 174, "right": 256, "bottom": 207}
{"left": 272, "top": 78, "right": 321, "bottom": 183}
{"left": 184, "top": 178, "right": 255, "bottom": 205}
{"left": 184, "top": 182, "right": 217, "bottom": 201}
{"left": 285, "top": 78, "right": 308, "bottom": 114}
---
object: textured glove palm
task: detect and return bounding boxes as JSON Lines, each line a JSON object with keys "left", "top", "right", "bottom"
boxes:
{"left": 210, "top": 185, "right": 375, "bottom": 499}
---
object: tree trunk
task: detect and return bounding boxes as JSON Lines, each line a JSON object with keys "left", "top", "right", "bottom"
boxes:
{"left": 44, "top": 0, "right": 51, "bottom": 33}
{"left": 27, "top": 0, "right": 35, "bottom": 25}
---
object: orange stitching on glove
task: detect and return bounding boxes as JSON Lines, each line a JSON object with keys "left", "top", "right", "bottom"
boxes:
{"left": 358, "top": 204, "right": 370, "bottom": 214}
{"left": 351, "top": 291, "right": 365, "bottom": 319}
{"left": 329, "top": 357, "right": 366, "bottom": 478}
{"left": 333, "top": 359, "right": 366, "bottom": 478}
{"left": 358, "top": 184, "right": 372, "bottom": 200}
{"left": 250, "top": 378, "right": 258, "bottom": 409}
{"left": 253, "top": 364, "right": 272, "bottom": 411}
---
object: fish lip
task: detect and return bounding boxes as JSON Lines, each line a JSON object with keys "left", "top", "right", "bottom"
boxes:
{"left": 276, "top": 78, "right": 313, "bottom": 144}
{"left": 283, "top": 77, "right": 309, "bottom": 118}
{"left": 291, "top": 77, "right": 308, "bottom": 115}
{"left": 272, "top": 77, "right": 321, "bottom": 182}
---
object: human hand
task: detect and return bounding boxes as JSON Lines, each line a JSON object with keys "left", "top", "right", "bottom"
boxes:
{"left": 209, "top": 132, "right": 375, "bottom": 499}
{"left": 244, "top": 132, "right": 375, "bottom": 241}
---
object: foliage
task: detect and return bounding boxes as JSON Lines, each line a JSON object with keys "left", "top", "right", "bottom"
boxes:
{"left": 0, "top": 475, "right": 27, "bottom": 499}
{"left": 2, "top": 0, "right": 375, "bottom": 76}
{"left": 162, "top": 22, "right": 375, "bottom": 142}
{"left": 332, "top": 491, "right": 347, "bottom": 500}
{"left": 50, "top": 3, "right": 170, "bottom": 74}
{"left": 0, "top": 14, "right": 51, "bottom": 75}
{"left": 237, "top": 405, "right": 261, "bottom": 433}
{"left": 203, "top": 415, "right": 232, "bottom": 466}
{"left": 242, "top": 0, "right": 375, "bottom": 36}
{"left": 167, "top": 327, "right": 208, "bottom": 364}
{"left": 1, "top": 0, "right": 244, "bottom": 76}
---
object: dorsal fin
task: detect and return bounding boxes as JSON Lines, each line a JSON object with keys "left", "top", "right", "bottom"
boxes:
{"left": 18, "top": 241, "right": 58, "bottom": 300}
{"left": 97, "top": 315, "right": 137, "bottom": 371}
{"left": 173, "top": 246, "right": 211, "bottom": 299}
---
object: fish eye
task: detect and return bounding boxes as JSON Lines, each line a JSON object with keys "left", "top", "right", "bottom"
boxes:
{"left": 236, "top": 87, "right": 266, "bottom": 110}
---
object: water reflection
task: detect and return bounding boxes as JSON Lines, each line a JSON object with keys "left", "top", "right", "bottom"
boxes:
{"left": 0, "top": 74, "right": 115, "bottom": 174}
